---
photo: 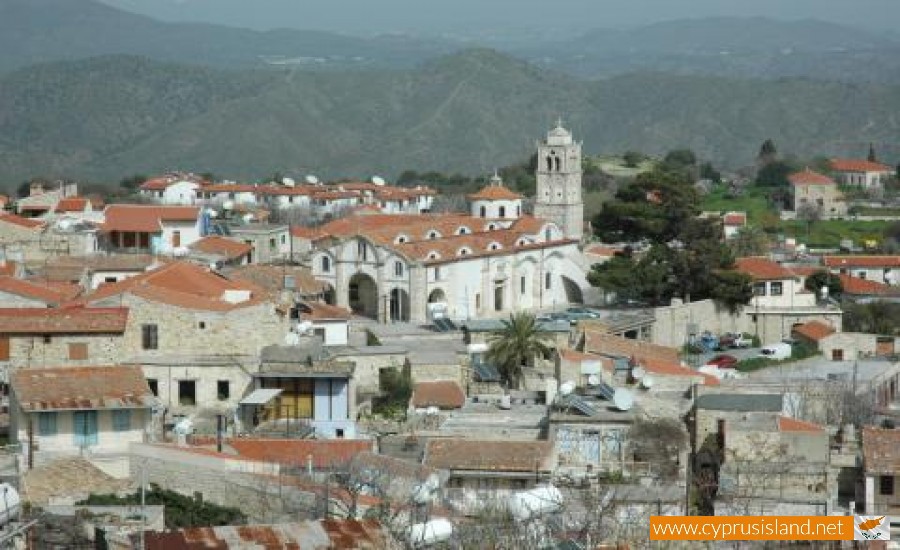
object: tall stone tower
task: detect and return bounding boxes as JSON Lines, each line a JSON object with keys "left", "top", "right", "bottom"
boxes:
{"left": 534, "top": 122, "right": 584, "bottom": 241}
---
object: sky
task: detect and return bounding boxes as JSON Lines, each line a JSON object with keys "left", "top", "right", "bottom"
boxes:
{"left": 100, "top": 0, "right": 900, "bottom": 37}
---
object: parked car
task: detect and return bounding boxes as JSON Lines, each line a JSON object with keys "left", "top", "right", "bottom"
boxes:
{"left": 759, "top": 343, "right": 792, "bottom": 360}
{"left": 537, "top": 312, "right": 569, "bottom": 323}
{"left": 705, "top": 354, "right": 738, "bottom": 369}
{"left": 720, "top": 332, "right": 751, "bottom": 348}
{"left": 565, "top": 307, "right": 600, "bottom": 321}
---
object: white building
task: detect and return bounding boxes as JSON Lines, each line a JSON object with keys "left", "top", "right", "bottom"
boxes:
{"left": 138, "top": 175, "right": 205, "bottom": 205}
{"left": 100, "top": 205, "right": 203, "bottom": 255}
{"left": 830, "top": 158, "right": 894, "bottom": 190}
{"left": 823, "top": 255, "right": 900, "bottom": 285}
{"left": 534, "top": 123, "right": 584, "bottom": 241}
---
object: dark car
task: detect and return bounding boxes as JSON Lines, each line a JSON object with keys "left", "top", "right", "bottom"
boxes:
{"left": 705, "top": 354, "right": 738, "bottom": 369}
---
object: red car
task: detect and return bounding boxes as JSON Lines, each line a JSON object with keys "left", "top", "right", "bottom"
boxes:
{"left": 706, "top": 354, "right": 738, "bottom": 368}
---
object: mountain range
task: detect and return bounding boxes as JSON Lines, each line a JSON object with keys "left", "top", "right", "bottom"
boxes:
{"left": 1, "top": 49, "right": 898, "bottom": 188}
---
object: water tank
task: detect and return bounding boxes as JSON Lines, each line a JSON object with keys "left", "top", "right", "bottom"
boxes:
{"left": 507, "top": 485, "right": 563, "bottom": 521}
{"left": 408, "top": 519, "right": 453, "bottom": 547}
{"left": 0, "top": 484, "right": 21, "bottom": 526}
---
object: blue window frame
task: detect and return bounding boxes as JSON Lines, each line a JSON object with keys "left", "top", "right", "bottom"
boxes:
{"left": 38, "top": 412, "right": 57, "bottom": 436}
{"left": 112, "top": 410, "right": 131, "bottom": 432}
{"left": 73, "top": 410, "right": 98, "bottom": 447}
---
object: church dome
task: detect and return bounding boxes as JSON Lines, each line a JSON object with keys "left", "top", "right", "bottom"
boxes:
{"left": 545, "top": 123, "right": 573, "bottom": 146}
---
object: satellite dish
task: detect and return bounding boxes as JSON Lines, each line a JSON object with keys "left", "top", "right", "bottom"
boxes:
{"left": 305, "top": 174, "right": 319, "bottom": 185}
{"left": 282, "top": 177, "right": 295, "bottom": 187}
{"left": 371, "top": 176, "right": 386, "bottom": 186}
{"left": 559, "top": 381, "right": 576, "bottom": 396}
{"left": 641, "top": 376, "right": 655, "bottom": 389}
{"left": 222, "top": 200, "right": 234, "bottom": 211}
{"left": 587, "top": 375, "right": 600, "bottom": 386}
{"left": 612, "top": 389, "right": 634, "bottom": 411}
{"left": 631, "top": 367, "right": 646, "bottom": 380}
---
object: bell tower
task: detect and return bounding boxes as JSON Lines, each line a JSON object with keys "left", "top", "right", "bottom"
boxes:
{"left": 534, "top": 121, "right": 584, "bottom": 241}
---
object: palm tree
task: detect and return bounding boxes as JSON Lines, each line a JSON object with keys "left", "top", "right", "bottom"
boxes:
{"left": 486, "top": 312, "right": 553, "bottom": 389}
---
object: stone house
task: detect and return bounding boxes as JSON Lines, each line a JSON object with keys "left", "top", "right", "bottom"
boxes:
{"left": 293, "top": 301, "right": 351, "bottom": 347}
{"left": 816, "top": 332, "right": 900, "bottom": 362}
{"left": 187, "top": 235, "right": 253, "bottom": 267}
{"left": 0, "top": 214, "right": 94, "bottom": 263}
{"left": 860, "top": 427, "right": 900, "bottom": 519}
{"left": 830, "top": 158, "right": 894, "bottom": 190}
{"left": 227, "top": 224, "right": 291, "bottom": 264}
{"left": 42, "top": 254, "right": 158, "bottom": 290}
{"left": 9, "top": 365, "right": 155, "bottom": 467}
{"left": 0, "top": 276, "right": 71, "bottom": 307}
{"left": 424, "top": 439, "right": 556, "bottom": 492}
{"left": 788, "top": 169, "right": 847, "bottom": 219}
{"left": 0, "top": 307, "right": 128, "bottom": 383}
{"left": 99, "top": 205, "right": 202, "bottom": 255}
{"left": 410, "top": 380, "right": 465, "bottom": 411}
{"left": 81, "top": 261, "right": 289, "bottom": 413}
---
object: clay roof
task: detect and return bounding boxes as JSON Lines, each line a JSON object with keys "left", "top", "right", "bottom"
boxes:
{"left": 425, "top": 439, "right": 554, "bottom": 472}
{"left": 583, "top": 331, "right": 680, "bottom": 364}
{"left": 0, "top": 307, "right": 128, "bottom": 334}
{"left": 862, "top": 427, "right": 900, "bottom": 474}
{"left": 54, "top": 197, "right": 89, "bottom": 213}
{"left": 777, "top": 416, "right": 824, "bottom": 433}
{"left": 0, "top": 213, "right": 45, "bottom": 229}
{"left": 298, "top": 301, "right": 351, "bottom": 320}
{"left": 47, "top": 254, "right": 156, "bottom": 272}
{"left": 830, "top": 158, "right": 892, "bottom": 173}
{"left": 734, "top": 257, "right": 795, "bottom": 280}
{"left": 411, "top": 380, "right": 465, "bottom": 410}
{"left": 0, "top": 261, "right": 17, "bottom": 277}
{"left": 467, "top": 184, "right": 523, "bottom": 201}
{"left": 0, "top": 276, "right": 68, "bottom": 304}
{"left": 838, "top": 274, "right": 892, "bottom": 296}
{"left": 791, "top": 320, "right": 836, "bottom": 342}
{"left": 290, "top": 226, "right": 329, "bottom": 240}
{"left": 823, "top": 255, "right": 900, "bottom": 268}
{"left": 640, "top": 357, "right": 720, "bottom": 386}
{"left": 225, "top": 265, "right": 325, "bottom": 298}
{"left": 11, "top": 365, "right": 155, "bottom": 412}
{"left": 144, "top": 520, "right": 387, "bottom": 550}
{"left": 84, "top": 261, "right": 266, "bottom": 311}
{"left": 723, "top": 212, "right": 747, "bottom": 226}
{"left": 584, "top": 244, "right": 623, "bottom": 257}
{"left": 188, "top": 236, "right": 253, "bottom": 261}
{"left": 102, "top": 205, "right": 200, "bottom": 232}
{"left": 788, "top": 169, "right": 835, "bottom": 186}
{"left": 229, "top": 439, "right": 372, "bottom": 469}
{"left": 200, "top": 183, "right": 259, "bottom": 193}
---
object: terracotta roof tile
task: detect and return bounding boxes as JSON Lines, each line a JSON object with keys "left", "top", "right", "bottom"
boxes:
{"left": 229, "top": 439, "right": 373, "bottom": 469}
{"left": 54, "top": 197, "right": 89, "bottom": 213}
{"left": 0, "top": 261, "right": 18, "bottom": 277}
{"left": 290, "top": 226, "right": 329, "bottom": 240}
{"left": 791, "top": 320, "right": 836, "bottom": 342}
{"left": 830, "top": 158, "right": 892, "bottom": 173}
{"left": 823, "top": 255, "right": 900, "bottom": 268}
{"left": 639, "top": 357, "right": 719, "bottom": 386}
{"left": 467, "top": 184, "right": 523, "bottom": 201}
{"left": 583, "top": 332, "right": 680, "bottom": 364}
{"left": 788, "top": 169, "right": 835, "bottom": 186}
{"left": 0, "top": 276, "right": 68, "bottom": 304}
{"left": 723, "top": 212, "right": 747, "bottom": 226}
{"left": 425, "top": 439, "right": 554, "bottom": 472}
{"left": 188, "top": 236, "right": 252, "bottom": 261}
{"left": 411, "top": 380, "right": 465, "bottom": 409}
{"left": 298, "top": 301, "right": 351, "bottom": 320}
{"left": 862, "top": 427, "right": 900, "bottom": 475}
{"left": 11, "top": 365, "right": 154, "bottom": 411}
{"left": 838, "top": 274, "right": 892, "bottom": 295}
{"left": 225, "top": 265, "right": 325, "bottom": 298}
{"left": 0, "top": 213, "right": 45, "bottom": 229}
{"left": 583, "top": 244, "right": 623, "bottom": 257}
{"left": 734, "top": 257, "right": 795, "bottom": 280}
{"left": 102, "top": 205, "right": 199, "bottom": 233}
{"left": 777, "top": 415, "right": 824, "bottom": 433}
{"left": 0, "top": 306, "right": 127, "bottom": 334}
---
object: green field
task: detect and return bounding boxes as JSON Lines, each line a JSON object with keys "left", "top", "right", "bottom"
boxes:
{"left": 590, "top": 155, "right": 656, "bottom": 178}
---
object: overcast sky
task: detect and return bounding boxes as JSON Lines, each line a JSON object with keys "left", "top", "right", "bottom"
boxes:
{"left": 100, "top": 0, "right": 900, "bottom": 36}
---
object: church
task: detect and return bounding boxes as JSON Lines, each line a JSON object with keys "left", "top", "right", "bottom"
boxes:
{"left": 302, "top": 123, "right": 590, "bottom": 323}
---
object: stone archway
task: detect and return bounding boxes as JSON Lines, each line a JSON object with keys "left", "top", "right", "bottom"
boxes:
{"left": 389, "top": 288, "right": 410, "bottom": 322}
{"left": 428, "top": 288, "right": 447, "bottom": 303}
{"left": 562, "top": 275, "right": 584, "bottom": 304}
{"left": 349, "top": 272, "right": 378, "bottom": 318}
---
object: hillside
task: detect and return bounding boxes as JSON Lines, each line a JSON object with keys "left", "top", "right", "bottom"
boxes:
{"left": 0, "top": 0, "right": 456, "bottom": 73}
{"left": 1, "top": 50, "right": 899, "bottom": 187}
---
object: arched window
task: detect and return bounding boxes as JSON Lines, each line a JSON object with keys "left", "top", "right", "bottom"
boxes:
{"left": 396, "top": 234, "right": 408, "bottom": 244}
{"left": 394, "top": 261, "right": 404, "bottom": 277}
{"left": 456, "top": 226, "right": 470, "bottom": 235}
{"left": 427, "top": 230, "right": 440, "bottom": 240}
{"left": 321, "top": 255, "right": 331, "bottom": 272}
{"left": 499, "top": 206, "right": 506, "bottom": 218}
{"left": 458, "top": 247, "right": 471, "bottom": 256}
{"left": 357, "top": 241, "right": 368, "bottom": 261}
{"left": 545, "top": 156, "right": 553, "bottom": 171}
{"left": 554, "top": 155, "right": 561, "bottom": 171}
{"left": 479, "top": 205, "right": 486, "bottom": 218}
{"left": 488, "top": 242, "right": 501, "bottom": 251}
{"left": 545, "top": 272, "right": 552, "bottom": 290}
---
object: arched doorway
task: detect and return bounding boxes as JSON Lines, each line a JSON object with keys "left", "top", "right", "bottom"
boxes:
{"left": 349, "top": 273, "right": 378, "bottom": 318}
{"left": 428, "top": 288, "right": 447, "bottom": 303}
{"left": 389, "top": 288, "right": 410, "bottom": 322}
{"left": 561, "top": 276, "right": 584, "bottom": 304}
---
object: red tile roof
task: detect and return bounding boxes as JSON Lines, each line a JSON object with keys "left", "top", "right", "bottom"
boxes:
{"left": 290, "top": 226, "right": 330, "bottom": 240}
{"left": 84, "top": 261, "right": 265, "bottom": 311}
{"left": 838, "top": 274, "right": 891, "bottom": 295}
{"left": 0, "top": 213, "right": 45, "bottom": 229}
{"left": 0, "top": 261, "right": 18, "bottom": 277}
{"left": 11, "top": 365, "right": 154, "bottom": 412}
{"left": 788, "top": 169, "right": 835, "bottom": 186}
{"left": 411, "top": 380, "right": 465, "bottom": 409}
{"left": 54, "top": 197, "right": 89, "bottom": 213}
{"left": 467, "top": 184, "right": 523, "bottom": 201}
{"left": 0, "top": 276, "right": 68, "bottom": 304}
{"left": 0, "top": 306, "right": 128, "bottom": 334}
{"left": 188, "top": 236, "right": 252, "bottom": 261}
{"left": 791, "top": 320, "right": 836, "bottom": 342}
{"left": 583, "top": 244, "right": 622, "bottom": 257}
{"left": 229, "top": 439, "right": 373, "bottom": 469}
{"left": 102, "top": 205, "right": 200, "bottom": 233}
{"left": 225, "top": 265, "right": 325, "bottom": 298}
{"left": 862, "top": 427, "right": 900, "bottom": 475}
{"left": 640, "top": 357, "right": 719, "bottom": 386}
{"left": 777, "top": 416, "right": 824, "bottom": 433}
{"left": 723, "top": 212, "right": 747, "bottom": 226}
{"left": 823, "top": 255, "right": 900, "bottom": 269}
{"left": 425, "top": 439, "right": 554, "bottom": 472}
{"left": 734, "top": 257, "right": 795, "bottom": 280}
{"left": 583, "top": 331, "right": 681, "bottom": 364}
{"left": 200, "top": 183, "right": 260, "bottom": 193}
{"left": 298, "top": 301, "right": 351, "bottom": 320}
{"left": 830, "top": 158, "right": 892, "bottom": 173}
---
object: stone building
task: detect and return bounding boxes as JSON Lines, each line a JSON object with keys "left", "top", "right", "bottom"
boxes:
{"left": 534, "top": 122, "right": 584, "bottom": 241}
{"left": 788, "top": 169, "right": 847, "bottom": 219}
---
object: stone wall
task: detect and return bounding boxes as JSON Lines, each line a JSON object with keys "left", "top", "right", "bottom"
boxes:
{"left": 653, "top": 299, "right": 746, "bottom": 348}
{"left": 7, "top": 333, "right": 123, "bottom": 370}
